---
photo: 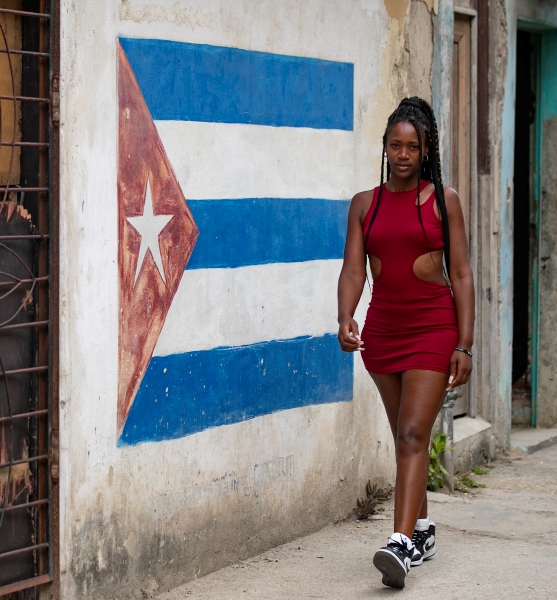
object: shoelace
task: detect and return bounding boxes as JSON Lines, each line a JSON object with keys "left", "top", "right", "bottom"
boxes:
{"left": 388, "top": 539, "right": 412, "bottom": 555}
{"left": 411, "top": 529, "right": 427, "bottom": 545}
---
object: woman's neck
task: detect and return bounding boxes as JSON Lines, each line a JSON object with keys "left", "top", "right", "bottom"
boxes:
{"left": 385, "top": 174, "right": 420, "bottom": 192}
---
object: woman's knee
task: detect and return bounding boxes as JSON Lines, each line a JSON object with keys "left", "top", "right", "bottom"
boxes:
{"left": 396, "top": 425, "right": 430, "bottom": 455}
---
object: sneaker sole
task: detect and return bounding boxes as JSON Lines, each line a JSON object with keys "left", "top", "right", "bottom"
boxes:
{"left": 373, "top": 550, "right": 408, "bottom": 589}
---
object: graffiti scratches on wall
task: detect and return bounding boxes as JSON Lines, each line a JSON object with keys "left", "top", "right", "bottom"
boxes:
{"left": 147, "top": 456, "right": 295, "bottom": 519}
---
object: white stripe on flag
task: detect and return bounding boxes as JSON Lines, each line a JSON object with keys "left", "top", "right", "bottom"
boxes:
{"left": 153, "top": 260, "right": 342, "bottom": 356}
{"left": 155, "top": 121, "right": 354, "bottom": 200}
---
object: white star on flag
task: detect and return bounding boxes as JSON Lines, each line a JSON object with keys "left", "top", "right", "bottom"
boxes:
{"left": 127, "top": 176, "right": 173, "bottom": 284}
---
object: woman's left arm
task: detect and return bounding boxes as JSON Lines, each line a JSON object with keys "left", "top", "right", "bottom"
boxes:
{"left": 444, "top": 186, "right": 475, "bottom": 390}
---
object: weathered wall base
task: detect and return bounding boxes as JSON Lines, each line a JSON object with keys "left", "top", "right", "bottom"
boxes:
{"left": 538, "top": 115, "right": 557, "bottom": 427}
{"left": 453, "top": 416, "right": 493, "bottom": 475}
{"left": 536, "top": 27, "right": 557, "bottom": 428}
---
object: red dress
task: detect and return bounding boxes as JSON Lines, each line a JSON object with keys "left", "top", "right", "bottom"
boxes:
{"left": 360, "top": 182, "right": 459, "bottom": 374}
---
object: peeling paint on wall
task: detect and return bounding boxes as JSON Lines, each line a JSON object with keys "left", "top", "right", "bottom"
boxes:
{"left": 358, "top": 20, "right": 404, "bottom": 207}
{"left": 497, "top": 0, "right": 517, "bottom": 444}
{"left": 366, "top": 0, "right": 434, "bottom": 152}
{"left": 536, "top": 30, "right": 557, "bottom": 428}
{"left": 420, "top": 0, "right": 439, "bottom": 14}
{"left": 119, "top": 0, "right": 219, "bottom": 28}
{"left": 432, "top": 0, "right": 454, "bottom": 185}
{"left": 409, "top": 0, "right": 434, "bottom": 102}
{"left": 383, "top": 0, "right": 410, "bottom": 24}
{"left": 382, "top": 0, "right": 437, "bottom": 26}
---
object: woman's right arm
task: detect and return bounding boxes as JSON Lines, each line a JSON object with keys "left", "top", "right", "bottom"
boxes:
{"left": 337, "top": 192, "right": 369, "bottom": 352}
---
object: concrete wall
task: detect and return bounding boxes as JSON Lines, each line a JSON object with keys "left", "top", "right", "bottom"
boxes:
{"left": 518, "top": 0, "right": 557, "bottom": 28}
{"left": 432, "top": 0, "right": 453, "bottom": 184}
{"left": 495, "top": 0, "right": 516, "bottom": 449}
{"left": 57, "top": 1, "right": 437, "bottom": 598}
{"left": 473, "top": 0, "right": 514, "bottom": 453}
{"left": 536, "top": 29, "right": 557, "bottom": 428}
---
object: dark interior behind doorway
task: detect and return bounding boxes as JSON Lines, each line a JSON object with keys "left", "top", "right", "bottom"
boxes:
{"left": 512, "top": 30, "right": 536, "bottom": 426}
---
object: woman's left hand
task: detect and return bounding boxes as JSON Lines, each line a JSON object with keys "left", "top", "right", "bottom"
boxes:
{"left": 446, "top": 350, "right": 473, "bottom": 391}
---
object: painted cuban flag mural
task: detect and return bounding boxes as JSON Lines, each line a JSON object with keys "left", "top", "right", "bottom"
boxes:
{"left": 117, "top": 38, "right": 354, "bottom": 446}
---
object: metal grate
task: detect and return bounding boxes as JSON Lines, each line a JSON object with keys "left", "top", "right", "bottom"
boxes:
{"left": 0, "top": 1, "right": 58, "bottom": 596}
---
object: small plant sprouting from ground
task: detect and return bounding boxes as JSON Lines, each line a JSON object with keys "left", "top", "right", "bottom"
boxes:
{"left": 427, "top": 432, "right": 453, "bottom": 492}
{"left": 471, "top": 466, "right": 489, "bottom": 475}
{"left": 454, "top": 475, "right": 487, "bottom": 493}
{"left": 461, "top": 476, "right": 486, "bottom": 489}
{"left": 454, "top": 478, "right": 468, "bottom": 493}
{"left": 355, "top": 481, "right": 393, "bottom": 520}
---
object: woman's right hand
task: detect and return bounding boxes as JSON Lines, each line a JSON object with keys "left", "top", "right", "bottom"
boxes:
{"left": 337, "top": 318, "right": 364, "bottom": 352}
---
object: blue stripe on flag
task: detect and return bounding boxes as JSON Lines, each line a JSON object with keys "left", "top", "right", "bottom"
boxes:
{"left": 186, "top": 198, "right": 349, "bottom": 269}
{"left": 119, "top": 38, "right": 354, "bottom": 130}
{"left": 119, "top": 334, "right": 353, "bottom": 445}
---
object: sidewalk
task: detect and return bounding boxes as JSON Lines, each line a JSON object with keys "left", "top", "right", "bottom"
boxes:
{"left": 158, "top": 444, "right": 557, "bottom": 600}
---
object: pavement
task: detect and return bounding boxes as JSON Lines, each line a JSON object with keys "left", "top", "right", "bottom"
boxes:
{"left": 158, "top": 440, "right": 557, "bottom": 600}
{"left": 510, "top": 427, "right": 557, "bottom": 454}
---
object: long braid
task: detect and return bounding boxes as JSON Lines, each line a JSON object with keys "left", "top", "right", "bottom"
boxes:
{"left": 363, "top": 138, "right": 386, "bottom": 251}
{"left": 406, "top": 97, "right": 451, "bottom": 278}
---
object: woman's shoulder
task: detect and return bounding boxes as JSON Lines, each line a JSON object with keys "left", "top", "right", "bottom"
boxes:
{"left": 442, "top": 186, "right": 462, "bottom": 212}
{"left": 350, "top": 188, "right": 377, "bottom": 221}
{"left": 352, "top": 187, "right": 379, "bottom": 205}
{"left": 350, "top": 188, "right": 377, "bottom": 223}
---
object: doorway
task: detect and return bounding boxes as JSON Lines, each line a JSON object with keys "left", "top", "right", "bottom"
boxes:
{"left": 512, "top": 30, "right": 538, "bottom": 427}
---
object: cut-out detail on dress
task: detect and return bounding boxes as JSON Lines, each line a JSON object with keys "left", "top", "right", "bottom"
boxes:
{"left": 415, "top": 183, "right": 435, "bottom": 206}
{"left": 415, "top": 182, "right": 442, "bottom": 221}
{"left": 369, "top": 255, "right": 382, "bottom": 279}
{"left": 413, "top": 250, "right": 447, "bottom": 285}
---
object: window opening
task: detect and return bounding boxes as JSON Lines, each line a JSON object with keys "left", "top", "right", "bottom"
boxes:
{"left": 0, "top": 1, "right": 57, "bottom": 595}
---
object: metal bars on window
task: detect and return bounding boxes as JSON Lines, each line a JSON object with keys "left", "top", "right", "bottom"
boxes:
{"left": 0, "top": 1, "right": 57, "bottom": 596}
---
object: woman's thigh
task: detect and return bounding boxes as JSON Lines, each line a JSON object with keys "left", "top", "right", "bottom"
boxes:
{"left": 369, "top": 372, "right": 403, "bottom": 438}
{"left": 398, "top": 370, "right": 449, "bottom": 445}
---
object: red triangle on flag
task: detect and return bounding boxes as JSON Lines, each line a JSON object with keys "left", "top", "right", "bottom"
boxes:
{"left": 117, "top": 43, "right": 199, "bottom": 433}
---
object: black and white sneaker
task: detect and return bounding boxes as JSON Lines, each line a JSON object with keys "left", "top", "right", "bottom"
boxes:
{"left": 373, "top": 536, "right": 414, "bottom": 589}
{"left": 410, "top": 522, "right": 436, "bottom": 566}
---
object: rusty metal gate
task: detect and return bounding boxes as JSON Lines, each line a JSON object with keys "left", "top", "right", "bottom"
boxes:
{"left": 0, "top": 0, "right": 58, "bottom": 596}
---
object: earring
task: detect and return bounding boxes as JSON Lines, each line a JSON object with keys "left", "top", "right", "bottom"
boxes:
{"left": 423, "top": 155, "right": 429, "bottom": 162}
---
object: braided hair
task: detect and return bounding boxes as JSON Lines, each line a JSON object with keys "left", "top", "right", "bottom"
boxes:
{"left": 363, "top": 97, "right": 451, "bottom": 279}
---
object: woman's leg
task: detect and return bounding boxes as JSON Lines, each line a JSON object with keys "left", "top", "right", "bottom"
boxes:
{"left": 370, "top": 372, "right": 432, "bottom": 527}
{"left": 418, "top": 493, "right": 428, "bottom": 520}
{"left": 394, "top": 369, "right": 448, "bottom": 537}
{"left": 369, "top": 372, "right": 402, "bottom": 439}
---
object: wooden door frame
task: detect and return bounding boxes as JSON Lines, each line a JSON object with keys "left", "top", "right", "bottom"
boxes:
{"left": 454, "top": 5, "right": 478, "bottom": 419}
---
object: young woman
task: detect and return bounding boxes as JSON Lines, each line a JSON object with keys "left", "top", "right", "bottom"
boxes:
{"left": 337, "top": 97, "right": 474, "bottom": 589}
